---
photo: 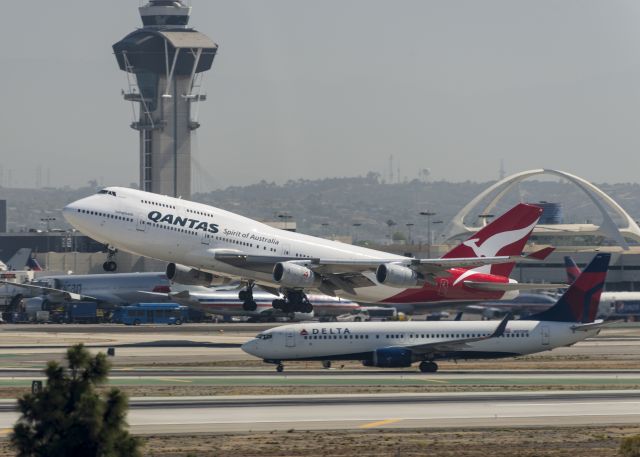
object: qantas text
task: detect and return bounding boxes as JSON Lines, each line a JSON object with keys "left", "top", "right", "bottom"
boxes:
{"left": 147, "top": 211, "right": 219, "bottom": 234}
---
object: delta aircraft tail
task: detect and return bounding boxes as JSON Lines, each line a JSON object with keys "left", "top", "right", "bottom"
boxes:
{"left": 442, "top": 203, "right": 543, "bottom": 277}
{"left": 527, "top": 253, "right": 610, "bottom": 323}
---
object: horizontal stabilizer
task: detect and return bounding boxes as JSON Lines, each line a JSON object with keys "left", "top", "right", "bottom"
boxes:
{"left": 570, "top": 320, "right": 607, "bottom": 332}
{"left": 525, "top": 247, "right": 555, "bottom": 260}
{"left": 463, "top": 281, "right": 567, "bottom": 291}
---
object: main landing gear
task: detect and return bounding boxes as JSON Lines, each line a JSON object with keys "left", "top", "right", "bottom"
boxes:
{"left": 103, "top": 247, "right": 117, "bottom": 272}
{"left": 239, "top": 283, "right": 257, "bottom": 311}
{"left": 272, "top": 290, "right": 313, "bottom": 313}
{"left": 419, "top": 361, "right": 438, "bottom": 373}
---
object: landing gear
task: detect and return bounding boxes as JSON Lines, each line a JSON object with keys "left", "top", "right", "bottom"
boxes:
{"left": 239, "top": 283, "right": 257, "bottom": 311}
{"left": 419, "top": 361, "right": 438, "bottom": 373}
{"left": 103, "top": 247, "right": 118, "bottom": 272}
{"left": 276, "top": 363, "right": 284, "bottom": 373}
{"left": 322, "top": 360, "right": 332, "bottom": 369}
{"left": 272, "top": 290, "right": 313, "bottom": 313}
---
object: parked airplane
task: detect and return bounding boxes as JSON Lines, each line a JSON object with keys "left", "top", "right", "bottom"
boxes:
{"left": 3, "top": 272, "right": 174, "bottom": 308}
{"left": 465, "top": 292, "right": 559, "bottom": 319}
{"left": 0, "top": 249, "right": 44, "bottom": 307}
{"left": 241, "top": 253, "right": 610, "bottom": 373}
{"left": 0, "top": 248, "right": 41, "bottom": 271}
{"left": 565, "top": 256, "right": 640, "bottom": 320}
{"left": 166, "top": 288, "right": 360, "bottom": 322}
{"left": 63, "top": 187, "right": 558, "bottom": 314}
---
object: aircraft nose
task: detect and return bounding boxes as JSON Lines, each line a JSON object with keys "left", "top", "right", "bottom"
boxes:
{"left": 62, "top": 203, "right": 79, "bottom": 226}
{"left": 241, "top": 339, "right": 259, "bottom": 357}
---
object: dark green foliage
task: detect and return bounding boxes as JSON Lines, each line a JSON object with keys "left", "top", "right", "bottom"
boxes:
{"left": 620, "top": 434, "right": 640, "bottom": 457}
{"left": 11, "top": 344, "right": 141, "bottom": 457}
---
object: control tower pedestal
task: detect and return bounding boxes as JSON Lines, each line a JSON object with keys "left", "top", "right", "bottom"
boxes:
{"left": 113, "top": 1, "right": 217, "bottom": 199}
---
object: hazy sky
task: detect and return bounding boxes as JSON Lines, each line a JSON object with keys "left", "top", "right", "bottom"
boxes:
{"left": 2, "top": 1, "right": 640, "bottom": 190}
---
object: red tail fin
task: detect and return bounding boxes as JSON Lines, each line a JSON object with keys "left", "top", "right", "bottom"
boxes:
{"left": 564, "top": 256, "right": 581, "bottom": 284}
{"left": 442, "top": 203, "right": 542, "bottom": 277}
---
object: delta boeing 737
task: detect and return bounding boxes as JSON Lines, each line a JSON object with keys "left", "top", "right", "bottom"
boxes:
{"left": 242, "top": 253, "right": 610, "bottom": 372}
{"left": 63, "top": 187, "right": 557, "bottom": 313}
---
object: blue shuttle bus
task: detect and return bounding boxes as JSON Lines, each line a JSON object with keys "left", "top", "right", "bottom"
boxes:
{"left": 113, "top": 303, "right": 188, "bottom": 325}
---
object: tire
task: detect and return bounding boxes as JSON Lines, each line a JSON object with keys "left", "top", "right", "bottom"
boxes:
{"left": 276, "top": 364, "right": 284, "bottom": 373}
{"left": 419, "top": 361, "right": 438, "bottom": 373}
{"left": 175, "top": 319, "right": 182, "bottom": 325}
{"left": 243, "top": 300, "right": 257, "bottom": 312}
{"left": 133, "top": 319, "right": 141, "bottom": 326}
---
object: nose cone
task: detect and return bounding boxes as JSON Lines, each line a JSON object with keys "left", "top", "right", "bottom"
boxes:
{"left": 62, "top": 202, "right": 80, "bottom": 228}
{"left": 241, "top": 339, "right": 260, "bottom": 357}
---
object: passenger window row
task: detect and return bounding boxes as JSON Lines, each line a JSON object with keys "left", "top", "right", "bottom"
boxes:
{"left": 76, "top": 209, "right": 132, "bottom": 222}
{"left": 141, "top": 199, "right": 175, "bottom": 210}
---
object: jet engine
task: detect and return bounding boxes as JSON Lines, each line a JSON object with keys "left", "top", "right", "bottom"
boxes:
{"left": 273, "top": 262, "right": 320, "bottom": 288}
{"left": 166, "top": 263, "right": 228, "bottom": 287}
{"left": 363, "top": 347, "right": 413, "bottom": 368}
{"left": 375, "top": 263, "right": 423, "bottom": 288}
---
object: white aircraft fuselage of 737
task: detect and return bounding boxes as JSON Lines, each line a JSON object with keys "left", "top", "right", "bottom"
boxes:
{"left": 63, "top": 187, "right": 553, "bottom": 314}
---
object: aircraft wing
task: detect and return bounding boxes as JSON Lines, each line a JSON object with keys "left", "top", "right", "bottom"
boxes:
{"left": 463, "top": 281, "right": 567, "bottom": 291}
{"left": 213, "top": 252, "right": 533, "bottom": 293}
{"left": 0, "top": 280, "right": 97, "bottom": 302}
{"left": 406, "top": 314, "right": 510, "bottom": 355}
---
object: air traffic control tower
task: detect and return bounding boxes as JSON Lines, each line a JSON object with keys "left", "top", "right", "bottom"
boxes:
{"left": 113, "top": 1, "right": 217, "bottom": 199}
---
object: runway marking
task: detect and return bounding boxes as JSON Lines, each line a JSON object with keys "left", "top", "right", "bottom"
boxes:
{"left": 155, "top": 378, "right": 192, "bottom": 383}
{"left": 360, "top": 418, "right": 401, "bottom": 429}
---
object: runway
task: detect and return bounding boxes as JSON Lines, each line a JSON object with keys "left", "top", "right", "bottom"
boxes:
{"left": 2, "top": 391, "right": 639, "bottom": 433}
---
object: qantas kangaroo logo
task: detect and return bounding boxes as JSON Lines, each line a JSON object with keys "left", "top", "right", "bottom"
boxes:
{"left": 453, "top": 219, "right": 538, "bottom": 286}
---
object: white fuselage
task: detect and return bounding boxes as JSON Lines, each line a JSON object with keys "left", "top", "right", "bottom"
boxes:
{"left": 241, "top": 320, "right": 599, "bottom": 362}
{"left": 62, "top": 188, "right": 418, "bottom": 304}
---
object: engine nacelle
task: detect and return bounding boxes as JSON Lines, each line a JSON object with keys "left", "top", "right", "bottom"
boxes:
{"left": 375, "top": 263, "right": 423, "bottom": 288}
{"left": 273, "top": 262, "right": 320, "bottom": 288}
{"left": 166, "top": 263, "right": 228, "bottom": 287}
{"left": 367, "top": 347, "right": 413, "bottom": 368}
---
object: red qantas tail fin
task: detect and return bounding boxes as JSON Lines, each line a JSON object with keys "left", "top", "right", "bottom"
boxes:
{"left": 442, "top": 203, "right": 542, "bottom": 277}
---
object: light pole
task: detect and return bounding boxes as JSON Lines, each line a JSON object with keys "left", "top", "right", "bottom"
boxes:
{"left": 420, "top": 211, "right": 436, "bottom": 257}
{"left": 321, "top": 222, "right": 330, "bottom": 239}
{"left": 352, "top": 223, "right": 362, "bottom": 245}
{"left": 405, "top": 223, "right": 414, "bottom": 245}
{"left": 40, "top": 217, "right": 56, "bottom": 232}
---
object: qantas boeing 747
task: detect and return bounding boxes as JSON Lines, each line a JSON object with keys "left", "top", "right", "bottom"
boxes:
{"left": 63, "top": 187, "right": 558, "bottom": 313}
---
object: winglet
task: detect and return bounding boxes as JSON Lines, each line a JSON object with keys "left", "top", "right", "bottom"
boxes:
{"left": 526, "top": 247, "right": 555, "bottom": 261}
{"left": 490, "top": 313, "right": 511, "bottom": 338}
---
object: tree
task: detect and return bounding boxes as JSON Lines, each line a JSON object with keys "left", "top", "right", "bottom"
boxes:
{"left": 11, "top": 344, "right": 141, "bottom": 457}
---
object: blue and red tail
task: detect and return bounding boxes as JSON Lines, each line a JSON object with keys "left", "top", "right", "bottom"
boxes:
{"left": 527, "top": 253, "right": 610, "bottom": 323}
{"left": 442, "top": 203, "right": 543, "bottom": 277}
{"left": 27, "top": 255, "right": 43, "bottom": 271}
{"left": 564, "top": 256, "right": 581, "bottom": 284}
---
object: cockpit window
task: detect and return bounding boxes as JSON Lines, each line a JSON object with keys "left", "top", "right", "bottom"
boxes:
{"left": 98, "top": 189, "right": 117, "bottom": 196}
{"left": 256, "top": 333, "right": 272, "bottom": 340}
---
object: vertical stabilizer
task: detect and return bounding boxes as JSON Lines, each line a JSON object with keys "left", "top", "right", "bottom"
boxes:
{"left": 442, "top": 203, "right": 542, "bottom": 277}
{"left": 526, "top": 253, "right": 610, "bottom": 323}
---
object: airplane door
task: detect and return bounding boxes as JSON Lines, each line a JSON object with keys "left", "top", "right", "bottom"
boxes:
{"left": 201, "top": 233, "right": 210, "bottom": 245}
{"left": 285, "top": 330, "right": 296, "bottom": 347}
{"left": 281, "top": 244, "right": 291, "bottom": 257}
{"left": 136, "top": 219, "right": 146, "bottom": 232}
{"left": 541, "top": 326, "right": 550, "bottom": 345}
